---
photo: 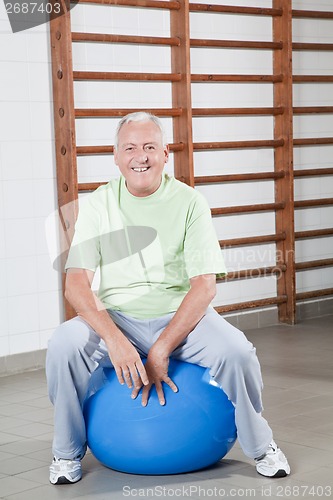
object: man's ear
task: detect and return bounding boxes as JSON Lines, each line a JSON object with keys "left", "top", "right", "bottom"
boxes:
{"left": 164, "top": 144, "right": 169, "bottom": 163}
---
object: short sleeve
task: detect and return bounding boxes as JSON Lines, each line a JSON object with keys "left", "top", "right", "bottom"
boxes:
{"left": 65, "top": 196, "right": 101, "bottom": 272}
{"left": 184, "top": 192, "right": 227, "bottom": 279}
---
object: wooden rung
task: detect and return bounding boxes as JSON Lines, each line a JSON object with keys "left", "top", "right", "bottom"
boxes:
{"left": 293, "top": 43, "right": 333, "bottom": 51}
{"left": 296, "top": 288, "right": 333, "bottom": 301}
{"left": 76, "top": 142, "right": 184, "bottom": 155}
{"left": 212, "top": 202, "right": 285, "bottom": 216}
{"left": 195, "top": 172, "right": 285, "bottom": 184}
{"left": 77, "top": 145, "right": 114, "bottom": 155}
{"left": 293, "top": 106, "right": 333, "bottom": 114}
{"left": 75, "top": 107, "right": 183, "bottom": 118}
{"left": 73, "top": 71, "right": 181, "bottom": 82}
{"left": 296, "top": 258, "right": 333, "bottom": 271}
{"left": 218, "top": 265, "right": 287, "bottom": 281}
{"left": 215, "top": 295, "right": 288, "bottom": 314}
{"left": 292, "top": 9, "right": 333, "bottom": 20}
{"left": 189, "top": 4, "right": 282, "bottom": 17}
{"left": 79, "top": 182, "right": 106, "bottom": 192}
{"left": 76, "top": 0, "right": 180, "bottom": 9}
{"left": 294, "top": 168, "right": 333, "bottom": 177}
{"left": 293, "top": 137, "right": 333, "bottom": 146}
{"left": 194, "top": 139, "right": 284, "bottom": 150}
{"left": 190, "top": 39, "right": 282, "bottom": 50}
{"left": 295, "top": 228, "right": 333, "bottom": 239}
{"left": 294, "top": 198, "right": 333, "bottom": 209}
{"left": 293, "top": 75, "right": 333, "bottom": 83}
{"left": 191, "top": 74, "right": 283, "bottom": 82}
{"left": 192, "top": 107, "right": 284, "bottom": 116}
{"left": 72, "top": 32, "right": 180, "bottom": 46}
{"left": 220, "top": 233, "right": 286, "bottom": 247}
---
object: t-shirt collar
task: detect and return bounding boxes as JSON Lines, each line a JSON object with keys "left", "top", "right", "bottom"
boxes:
{"left": 121, "top": 173, "right": 167, "bottom": 201}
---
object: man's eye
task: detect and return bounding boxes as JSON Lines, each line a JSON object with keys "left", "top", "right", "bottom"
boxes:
{"left": 125, "top": 147, "right": 134, "bottom": 152}
{"left": 145, "top": 146, "right": 155, "bottom": 151}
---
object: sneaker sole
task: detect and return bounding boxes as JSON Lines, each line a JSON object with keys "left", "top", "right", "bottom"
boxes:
{"left": 257, "top": 468, "right": 289, "bottom": 478}
{"left": 50, "top": 475, "right": 82, "bottom": 485}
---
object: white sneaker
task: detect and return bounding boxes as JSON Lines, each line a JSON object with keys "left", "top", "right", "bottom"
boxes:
{"left": 255, "top": 440, "right": 291, "bottom": 478}
{"left": 49, "top": 457, "right": 82, "bottom": 485}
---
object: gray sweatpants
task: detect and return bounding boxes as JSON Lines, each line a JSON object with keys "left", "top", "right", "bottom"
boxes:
{"left": 46, "top": 307, "right": 272, "bottom": 461}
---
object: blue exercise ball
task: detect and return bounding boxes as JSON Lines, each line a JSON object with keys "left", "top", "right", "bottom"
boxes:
{"left": 83, "top": 359, "right": 237, "bottom": 475}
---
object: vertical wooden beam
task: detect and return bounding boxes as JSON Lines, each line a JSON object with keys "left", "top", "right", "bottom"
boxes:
{"left": 50, "top": 0, "right": 78, "bottom": 320}
{"left": 273, "top": 0, "right": 296, "bottom": 323}
{"left": 170, "top": 0, "right": 194, "bottom": 187}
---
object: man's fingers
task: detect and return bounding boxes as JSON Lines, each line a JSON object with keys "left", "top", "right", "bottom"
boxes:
{"left": 140, "top": 375, "right": 178, "bottom": 407}
{"left": 128, "top": 363, "right": 143, "bottom": 389}
{"left": 155, "top": 381, "right": 165, "bottom": 406}
{"left": 122, "top": 369, "right": 133, "bottom": 388}
{"left": 135, "top": 360, "right": 149, "bottom": 386}
{"left": 123, "top": 361, "right": 177, "bottom": 406}
{"left": 164, "top": 376, "right": 178, "bottom": 393}
{"left": 115, "top": 360, "right": 149, "bottom": 389}
{"left": 131, "top": 384, "right": 142, "bottom": 400}
{"left": 141, "top": 385, "right": 151, "bottom": 407}
{"left": 114, "top": 366, "right": 125, "bottom": 385}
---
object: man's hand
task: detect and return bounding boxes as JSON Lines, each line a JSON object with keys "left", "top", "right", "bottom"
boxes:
{"left": 106, "top": 334, "right": 149, "bottom": 390}
{"left": 65, "top": 268, "right": 149, "bottom": 391}
{"left": 131, "top": 344, "right": 178, "bottom": 406}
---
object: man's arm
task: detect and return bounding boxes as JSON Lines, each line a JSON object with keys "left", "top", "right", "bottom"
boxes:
{"left": 65, "top": 268, "right": 149, "bottom": 390}
{"left": 132, "top": 273, "right": 217, "bottom": 406}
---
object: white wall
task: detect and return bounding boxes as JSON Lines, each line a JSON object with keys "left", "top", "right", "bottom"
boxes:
{"left": 0, "top": 2, "right": 63, "bottom": 359}
{"left": 0, "top": 0, "right": 332, "bottom": 359}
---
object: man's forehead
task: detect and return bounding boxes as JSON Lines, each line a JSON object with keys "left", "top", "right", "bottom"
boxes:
{"left": 118, "top": 122, "right": 163, "bottom": 146}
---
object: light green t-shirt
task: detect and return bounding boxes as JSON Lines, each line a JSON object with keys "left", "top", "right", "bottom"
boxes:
{"left": 65, "top": 174, "right": 226, "bottom": 319}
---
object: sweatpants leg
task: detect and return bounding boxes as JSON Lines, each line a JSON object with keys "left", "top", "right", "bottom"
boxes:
{"left": 46, "top": 311, "right": 171, "bottom": 459}
{"left": 172, "top": 308, "right": 273, "bottom": 459}
{"left": 46, "top": 317, "right": 110, "bottom": 460}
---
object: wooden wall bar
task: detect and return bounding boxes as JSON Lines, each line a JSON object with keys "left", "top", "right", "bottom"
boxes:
{"left": 76, "top": 0, "right": 180, "bottom": 8}
{"left": 189, "top": 4, "right": 282, "bottom": 17}
{"left": 273, "top": 0, "right": 295, "bottom": 323}
{"left": 292, "top": 4, "right": 333, "bottom": 311}
{"left": 293, "top": 43, "right": 333, "bottom": 51}
{"left": 170, "top": 0, "right": 194, "bottom": 186}
{"left": 71, "top": 33, "right": 180, "bottom": 46}
{"left": 296, "top": 228, "right": 333, "bottom": 239}
{"left": 193, "top": 139, "right": 284, "bottom": 150}
{"left": 49, "top": 0, "right": 78, "bottom": 320}
{"left": 222, "top": 233, "right": 286, "bottom": 248}
{"left": 50, "top": 0, "right": 333, "bottom": 322}
{"left": 73, "top": 71, "right": 181, "bottom": 81}
{"left": 75, "top": 108, "right": 183, "bottom": 118}
{"left": 215, "top": 296, "right": 288, "bottom": 315}
{"left": 292, "top": 9, "right": 333, "bottom": 19}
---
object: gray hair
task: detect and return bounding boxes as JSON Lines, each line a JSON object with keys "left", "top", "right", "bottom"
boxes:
{"left": 114, "top": 112, "right": 167, "bottom": 149}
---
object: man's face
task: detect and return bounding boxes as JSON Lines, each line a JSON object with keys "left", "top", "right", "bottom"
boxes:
{"left": 114, "top": 120, "right": 169, "bottom": 197}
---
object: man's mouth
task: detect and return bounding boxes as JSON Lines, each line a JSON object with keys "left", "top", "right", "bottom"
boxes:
{"left": 131, "top": 167, "right": 150, "bottom": 173}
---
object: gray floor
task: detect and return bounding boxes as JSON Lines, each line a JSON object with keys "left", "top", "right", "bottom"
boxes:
{"left": 0, "top": 315, "right": 332, "bottom": 500}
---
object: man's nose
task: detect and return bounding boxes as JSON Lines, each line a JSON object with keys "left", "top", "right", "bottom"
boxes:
{"left": 135, "top": 150, "right": 148, "bottom": 163}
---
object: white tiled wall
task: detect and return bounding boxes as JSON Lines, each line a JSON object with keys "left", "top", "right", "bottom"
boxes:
{"left": 0, "top": 1, "right": 332, "bottom": 358}
{"left": 0, "top": 1, "right": 62, "bottom": 358}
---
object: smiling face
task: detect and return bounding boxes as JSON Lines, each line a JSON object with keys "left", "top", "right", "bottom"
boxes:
{"left": 114, "top": 120, "right": 169, "bottom": 198}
